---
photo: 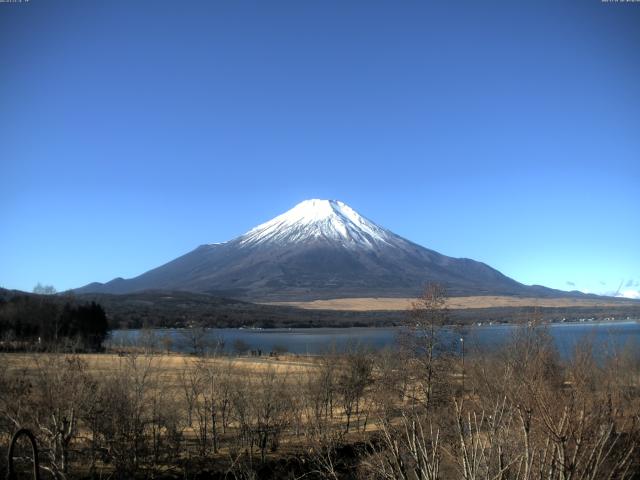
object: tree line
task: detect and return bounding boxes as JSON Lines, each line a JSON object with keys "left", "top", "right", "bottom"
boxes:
{"left": 0, "top": 293, "right": 109, "bottom": 351}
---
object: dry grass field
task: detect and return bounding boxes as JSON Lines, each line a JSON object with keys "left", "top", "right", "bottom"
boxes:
{"left": 0, "top": 351, "right": 319, "bottom": 384}
{"left": 267, "top": 295, "right": 637, "bottom": 311}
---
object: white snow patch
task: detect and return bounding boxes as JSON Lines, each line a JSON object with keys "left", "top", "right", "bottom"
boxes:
{"left": 238, "top": 199, "right": 396, "bottom": 249}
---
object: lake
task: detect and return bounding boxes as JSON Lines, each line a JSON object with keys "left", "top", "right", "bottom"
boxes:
{"left": 108, "top": 320, "right": 640, "bottom": 359}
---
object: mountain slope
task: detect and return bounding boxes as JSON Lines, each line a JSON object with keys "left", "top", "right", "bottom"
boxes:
{"left": 76, "top": 199, "right": 569, "bottom": 300}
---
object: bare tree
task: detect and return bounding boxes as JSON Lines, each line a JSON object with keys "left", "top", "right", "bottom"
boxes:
{"left": 92, "top": 353, "right": 158, "bottom": 477}
{"left": 193, "top": 352, "right": 228, "bottom": 455}
{"left": 33, "top": 283, "right": 57, "bottom": 295}
{"left": 405, "top": 282, "right": 450, "bottom": 409}
{"left": 363, "top": 408, "right": 441, "bottom": 480}
{"left": 231, "top": 366, "right": 292, "bottom": 463}
{"left": 337, "top": 346, "right": 373, "bottom": 433}
{"left": 308, "top": 354, "right": 337, "bottom": 423}
{"left": 31, "top": 355, "right": 94, "bottom": 475}
{"left": 233, "top": 339, "right": 250, "bottom": 356}
{"left": 179, "top": 358, "right": 203, "bottom": 428}
{"left": 180, "top": 325, "right": 214, "bottom": 356}
{"left": 251, "top": 367, "right": 292, "bottom": 463}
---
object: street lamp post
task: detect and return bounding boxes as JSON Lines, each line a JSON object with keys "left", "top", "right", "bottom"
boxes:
{"left": 460, "top": 337, "right": 465, "bottom": 395}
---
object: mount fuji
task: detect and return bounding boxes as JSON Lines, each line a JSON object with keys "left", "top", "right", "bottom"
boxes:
{"left": 76, "top": 199, "right": 565, "bottom": 300}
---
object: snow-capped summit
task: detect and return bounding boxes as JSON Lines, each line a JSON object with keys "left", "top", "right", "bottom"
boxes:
{"left": 238, "top": 199, "right": 394, "bottom": 248}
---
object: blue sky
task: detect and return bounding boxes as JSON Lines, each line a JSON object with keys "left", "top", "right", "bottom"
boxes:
{"left": 1, "top": 0, "right": 639, "bottom": 297}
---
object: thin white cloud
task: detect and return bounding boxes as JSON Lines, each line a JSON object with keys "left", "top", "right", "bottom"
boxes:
{"left": 617, "top": 289, "right": 640, "bottom": 300}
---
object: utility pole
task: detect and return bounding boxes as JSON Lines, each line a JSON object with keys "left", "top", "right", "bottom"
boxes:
{"left": 460, "top": 337, "right": 465, "bottom": 395}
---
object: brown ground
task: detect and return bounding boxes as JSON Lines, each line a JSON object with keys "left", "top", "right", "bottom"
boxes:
{"left": 265, "top": 295, "right": 636, "bottom": 311}
{"left": 1, "top": 352, "right": 319, "bottom": 378}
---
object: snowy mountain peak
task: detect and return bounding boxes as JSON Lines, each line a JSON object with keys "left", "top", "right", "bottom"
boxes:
{"left": 238, "top": 199, "right": 396, "bottom": 248}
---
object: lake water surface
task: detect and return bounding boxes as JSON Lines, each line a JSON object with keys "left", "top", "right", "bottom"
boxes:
{"left": 109, "top": 320, "right": 640, "bottom": 359}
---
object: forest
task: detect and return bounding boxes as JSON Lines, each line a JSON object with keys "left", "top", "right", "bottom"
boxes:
{"left": 0, "top": 293, "right": 109, "bottom": 352}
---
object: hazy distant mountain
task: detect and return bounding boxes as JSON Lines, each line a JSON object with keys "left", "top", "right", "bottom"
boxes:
{"left": 76, "top": 199, "right": 575, "bottom": 300}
